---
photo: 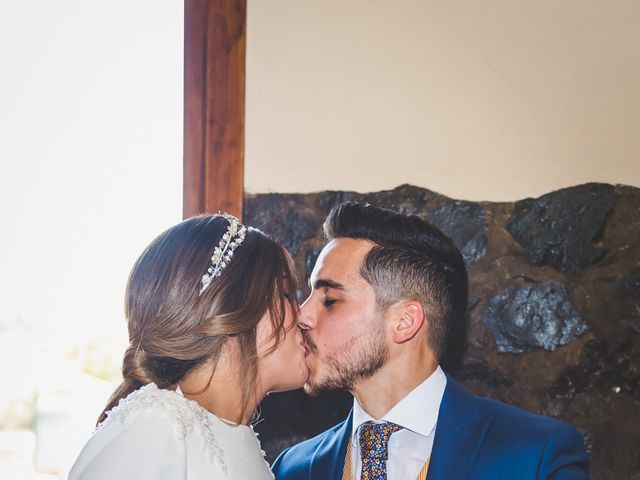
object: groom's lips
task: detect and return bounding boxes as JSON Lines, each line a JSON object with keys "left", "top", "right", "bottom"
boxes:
{"left": 300, "top": 330, "right": 318, "bottom": 356}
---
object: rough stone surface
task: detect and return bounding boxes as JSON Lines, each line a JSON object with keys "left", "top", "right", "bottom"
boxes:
{"left": 454, "top": 356, "right": 513, "bottom": 388}
{"left": 428, "top": 200, "right": 488, "bottom": 264}
{"left": 620, "top": 316, "right": 640, "bottom": 335}
{"left": 304, "top": 250, "right": 320, "bottom": 283}
{"left": 245, "top": 183, "right": 640, "bottom": 480}
{"left": 620, "top": 267, "right": 640, "bottom": 291}
{"left": 506, "top": 183, "right": 616, "bottom": 274}
{"left": 358, "top": 184, "right": 433, "bottom": 216}
{"left": 549, "top": 339, "right": 640, "bottom": 400}
{"left": 315, "top": 184, "right": 434, "bottom": 217}
{"left": 315, "top": 190, "right": 359, "bottom": 215}
{"left": 482, "top": 282, "right": 588, "bottom": 353}
{"left": 244, "top": 194, "right": 318, "bottom": 255}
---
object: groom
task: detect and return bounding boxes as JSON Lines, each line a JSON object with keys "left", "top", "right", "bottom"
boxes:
{"left": 272, "top": 202, "right": 589, "bottom": 479}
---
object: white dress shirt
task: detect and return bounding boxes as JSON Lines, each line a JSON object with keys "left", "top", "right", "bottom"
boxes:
{"left": 351, "top": 365, "right": 447, "bottom": 479}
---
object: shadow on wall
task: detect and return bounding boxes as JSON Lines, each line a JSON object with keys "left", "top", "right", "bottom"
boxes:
{"left": 246, "top": 183, "right": 640, "bottom": 480}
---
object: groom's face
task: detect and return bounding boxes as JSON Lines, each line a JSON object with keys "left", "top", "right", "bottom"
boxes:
{"left": 299, "top": 237, "right": 389, "bottom": 396}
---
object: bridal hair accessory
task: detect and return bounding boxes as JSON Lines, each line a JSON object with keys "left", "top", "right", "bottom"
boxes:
{"left": 199, "top": 213, "right": 247, "bottom": 295}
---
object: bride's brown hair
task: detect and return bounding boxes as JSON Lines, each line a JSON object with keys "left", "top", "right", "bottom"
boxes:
{"left": 97, "top": 214, "right": 298, "bottom": 424}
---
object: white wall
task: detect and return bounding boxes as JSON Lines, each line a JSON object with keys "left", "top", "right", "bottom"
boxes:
{"left": 0, "top": 2, "right": 183, "bottom": 475}
{"left": 0, "top": 0, "right": 183, "bottom": 342}
{"left": 246, "top": 0, "right": 640, "bottom": 201}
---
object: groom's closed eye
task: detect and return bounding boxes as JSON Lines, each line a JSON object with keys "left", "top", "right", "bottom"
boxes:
{"left": 322, "top": 298, "right": 338, "bottom": 308}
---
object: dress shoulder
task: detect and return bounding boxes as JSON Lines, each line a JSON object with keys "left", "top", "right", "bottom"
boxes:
{"left": 72, "top": 384, "right": 274, "bottom": 479}
{"left": 97, "top": 384, "right": 225, "bottom": 471}
{"left": 69, "top": 404, "right": 188, "bottom": 479}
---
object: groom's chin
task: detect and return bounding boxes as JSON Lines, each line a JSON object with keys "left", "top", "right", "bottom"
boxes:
{"left": 303, "top": 377, "right": 330, "bottom": 397}
{"left": 303, "top": 382, "right": 320, "bottom": 397}
{"left": 303, "top": 376, "right": 342, "bottom": 397}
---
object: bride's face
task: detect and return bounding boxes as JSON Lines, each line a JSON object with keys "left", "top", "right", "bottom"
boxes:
{"left": 256, "top": 299, "right": 309, "bottom": 394}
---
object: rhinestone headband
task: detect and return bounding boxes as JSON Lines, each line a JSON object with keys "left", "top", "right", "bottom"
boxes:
{"left": 199, "top": 213, "right": 247, "bottom": 295}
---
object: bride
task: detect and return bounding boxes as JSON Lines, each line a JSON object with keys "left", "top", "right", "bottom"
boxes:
{"left": 69, "top": 213, "right": 308, "bottom": 479}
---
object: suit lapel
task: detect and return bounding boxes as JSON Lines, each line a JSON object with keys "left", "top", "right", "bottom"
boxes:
{"left": 427, "top": 377, "right": 492, "bottom": 480}
{"left": 306, "top": 378, "right": 491, "bottom": 480}
{"left": 310, "top": 410, "right": 353, "bottom": 480}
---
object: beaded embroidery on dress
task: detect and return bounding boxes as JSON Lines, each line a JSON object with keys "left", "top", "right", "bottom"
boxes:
{"left": 98, "top": 383, "right": 227, "bottom": 472}
{"left": 70, "top": 382, "right": 274, "bottom": 479}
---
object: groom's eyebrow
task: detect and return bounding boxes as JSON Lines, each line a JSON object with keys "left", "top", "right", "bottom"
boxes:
{"left": 313, "top": 278, "right": 345, "bottom": 291}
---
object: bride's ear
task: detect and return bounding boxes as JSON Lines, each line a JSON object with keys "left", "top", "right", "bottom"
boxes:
{"left": 390, "top": 300, "right": 425, "bottom": 344}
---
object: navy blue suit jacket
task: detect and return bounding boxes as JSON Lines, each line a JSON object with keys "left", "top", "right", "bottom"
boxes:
{"left": 272, "top": 376, "right": 589, "bottom": 479}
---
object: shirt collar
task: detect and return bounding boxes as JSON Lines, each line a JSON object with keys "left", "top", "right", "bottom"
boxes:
{"left": 351, "top": 365, "right": 447, "bottom": 440}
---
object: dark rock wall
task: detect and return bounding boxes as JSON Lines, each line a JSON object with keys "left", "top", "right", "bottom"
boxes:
{"left": 245, "top": 183, "right": 640, "bottom": 480}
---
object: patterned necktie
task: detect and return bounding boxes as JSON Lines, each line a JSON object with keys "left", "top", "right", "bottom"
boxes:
{"left": 359, "top": 421, "right": 403, "bottom": 480}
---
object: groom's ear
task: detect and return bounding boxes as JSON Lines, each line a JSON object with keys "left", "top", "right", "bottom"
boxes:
{"left": 390, "top": 300, "right": 425, "bottom": 344}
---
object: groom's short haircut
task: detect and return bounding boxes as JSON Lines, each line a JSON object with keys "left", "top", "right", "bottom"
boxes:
{"left": 324, "top": 202, "right": 468, "bottom": 360}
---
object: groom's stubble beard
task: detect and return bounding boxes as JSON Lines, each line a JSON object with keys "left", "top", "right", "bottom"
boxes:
{"left": 301, "top": 318, "right": 388, "bottom": 397}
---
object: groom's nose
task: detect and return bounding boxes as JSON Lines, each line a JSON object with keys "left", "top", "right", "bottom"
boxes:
{"left": 298, "top": 296, "right": 317, "bottom": 330}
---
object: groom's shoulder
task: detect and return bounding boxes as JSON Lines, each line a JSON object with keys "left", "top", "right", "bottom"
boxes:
{"left": 475, "top": 389, "right": 569, "bottom": 431}
{"left": 450, "top": 376, "right": 562, "bottom": 421}
{"left": 450, "top": 378, "right": 582, "bottom": 442}
{"left": 446, "top": 379, "right": 588, "bottom": 476}
{"left": 272, "top": 419, "right": 348, "bottom": 478}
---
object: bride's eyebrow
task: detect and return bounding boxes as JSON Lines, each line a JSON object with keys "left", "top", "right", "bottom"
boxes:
{"left": 313, "top": 278, "right": 345, "bottom": 291}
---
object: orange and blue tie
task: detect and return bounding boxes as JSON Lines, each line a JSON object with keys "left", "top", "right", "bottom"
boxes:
{"left": 359, "top": 421, "right": 402, "bottom": 479}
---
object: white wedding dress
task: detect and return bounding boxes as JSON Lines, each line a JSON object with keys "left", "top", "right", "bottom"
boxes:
{"left": 69, "top": 383, "right": 274, "bottom": 479}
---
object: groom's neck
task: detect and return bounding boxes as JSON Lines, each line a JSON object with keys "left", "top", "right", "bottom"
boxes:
{"left": 351, "top": 350, "right": 438, "bottom": 419}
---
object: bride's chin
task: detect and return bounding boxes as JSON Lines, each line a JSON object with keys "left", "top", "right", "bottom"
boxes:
{"left": 267, "top": 365, "right": 309, "bottom": 393}
{"left": 294, "top": 367, "right": 309, "bottom": 389}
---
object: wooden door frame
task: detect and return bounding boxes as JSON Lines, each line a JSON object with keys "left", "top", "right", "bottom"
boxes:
{"left": 183, "top": 0, "right": 246, "bottom": 219}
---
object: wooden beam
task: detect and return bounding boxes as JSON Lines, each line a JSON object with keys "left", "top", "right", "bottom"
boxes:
{"left": 183, "top": 0, "right": 246, "bottom": 219}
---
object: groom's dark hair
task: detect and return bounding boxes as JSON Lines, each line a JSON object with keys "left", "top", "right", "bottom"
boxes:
{"left": 324, "top": 202, "right": 468, "bottom": 360}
